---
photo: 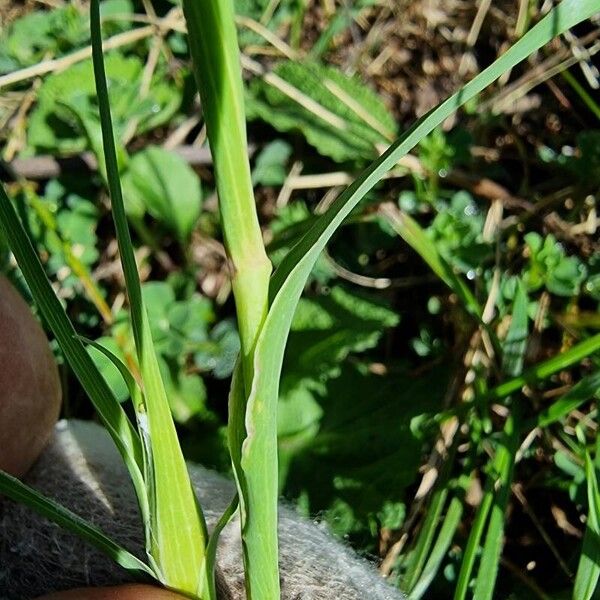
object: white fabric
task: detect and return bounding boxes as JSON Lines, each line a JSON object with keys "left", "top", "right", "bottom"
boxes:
{"left": 0, "top": 420, "right": 405, "bottom": 599}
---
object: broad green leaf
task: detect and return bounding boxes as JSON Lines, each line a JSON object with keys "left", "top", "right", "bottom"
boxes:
{"left": 252, "top": 140, "right": 293, "bottom": 187}
{"left": 282, "top": 363, "right": 447, "bottom": 539}
{"left": 284, "top": 285, "right": 398, "bottom": 382}
{"left": 90, "top": 2, "right": 208, "bottom": 595}
{"left": 28, "top": 52, "right": 181, "bottom": 155}
{"left": 0, "top": 469, "right": 155, "bottom": 580}
{"left": 122, "top": 146, "right": 202, "bottom": 242}
{"left": 574, "top": 453, "right": 600, "bottom": 600}
{"left": 0, "top": 5, "right": 87, "bottom": 72}
{"left": 246, "top": 59, "right": 396, "bottom": 163}
{"left": 28, "top": 53, "right": 139, "bottom": 153}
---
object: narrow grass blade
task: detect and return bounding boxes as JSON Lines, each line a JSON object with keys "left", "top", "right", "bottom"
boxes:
{"left": 83, "top": 337, "right": 141, "bottom": 401}
{"left": 469, "top": 290, "right": 528, "bottom": 600}
{"left": 501, "top": 280, "right": 529, "bottom": 378}
{"left": 271, "top": 0, "right": 600, "bottom": 298}
{"left": 454, "top": 468, "right": 496, "bottom": 600}
{"left": 473, "top": 415, "right": 519, "bottom": 600}
{"left": 404, "top": 487, "right": 449, "bottom": 591}
{"left": 381, "top": 206, "right": 480, "bottom": 317}
{"left": 574, "top": 453, "right": 600, "bottom": 600}
{"left": 487, "top": 333, "right": 600, "bottom": 402}
{"left": 0, "top": 470, "right": 155, "bottom": 580}
{"left": 205, "top": 494, "right": 239, "bottom": 600}
{"left": 83, "top": 336, "right": 155, "bottom": 554}
{"left": 535, "top": 371, "right": 600, "bottom": 428}
{"left": 411, "top": 495, "right": 463, "bottom": 599}
{"left": 90, "top": 2, "right": 207, "bottom": 595}
{"left": 0, "top": 183, "right": 149, "bottom": 537}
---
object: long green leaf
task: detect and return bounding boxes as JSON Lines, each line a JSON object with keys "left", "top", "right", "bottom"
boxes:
{"left": 574, "top": 453, "right": 600, "bottom": 600}
{"left": 271, "top": 0, "right": 600, "bottom": 298}
{"left": 0, "top": 469, "right": 155, "bottom": 580}
{"left": 487, "top": 333, "right": 600, "bottom": 402}
{"left": 90, "top": 2, "right": 207, "bottom": 595}
{"left": 0, "top": 184, "right": 149, "bottom": 542}
{"left": 411, "top": 495, "right": 463, "bottom": 599}
{"left": 404, "top": 487, "right": 449, "bottom": 591}
{"left": 237, "top": 6, "right": 599, "bottom": 600}
{"left": 535, "top": 371, "right": 600, "bottom": 428}
{"left": 473, "top": 415, "right": 519, "bottom": 600}
{"left": 468, "top": 287, "right": 528, "bottom": 600}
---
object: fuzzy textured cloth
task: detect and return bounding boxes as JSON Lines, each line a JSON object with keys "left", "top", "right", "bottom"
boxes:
{"left": 0, "top": 420, "right": 405, "bottom": 599}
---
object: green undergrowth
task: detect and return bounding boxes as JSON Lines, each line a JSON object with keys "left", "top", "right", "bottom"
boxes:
{"left": 1, "top": 0, "right": 600, "bottom": 598}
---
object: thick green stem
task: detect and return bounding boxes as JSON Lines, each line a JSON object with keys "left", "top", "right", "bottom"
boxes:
{"left": 182, "top": 2, "right": 277, "bottom": 598}
{"left": 182, "top": 0, "right": 271, "bottom": 386}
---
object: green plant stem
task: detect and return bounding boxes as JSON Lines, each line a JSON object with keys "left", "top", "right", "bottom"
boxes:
{"left": 182, "top": 0, "right": 271, "bottom": 388}
{"left": 182, "top": 2, "right": 276, "bottom": 598}
{"left": 560, "top": 70, "right": 600, "bottom": 122}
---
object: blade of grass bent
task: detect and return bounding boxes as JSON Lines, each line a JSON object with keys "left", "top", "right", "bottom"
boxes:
{"left": 0, "top": 183, "right": 149, "bottom": 542}
{"left": 237, "top": 4, "right": 599, "bottom": 599}
{"left": 0, "top": 469, "right": 155, "bottom": 580}
{"left": 90, "top": 2, "right": 207, "bottom": 595}
{"left": 271, "top": 0, "right": 600, "bottom": 298}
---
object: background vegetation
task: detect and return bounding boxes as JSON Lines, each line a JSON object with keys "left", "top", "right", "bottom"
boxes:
{"left": 1, "top": 1, "right": 600, "bottom": 598}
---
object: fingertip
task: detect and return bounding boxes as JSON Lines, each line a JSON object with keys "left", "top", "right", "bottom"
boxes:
{"left": 36, "top": 584, "right": 188, "bottom": 600}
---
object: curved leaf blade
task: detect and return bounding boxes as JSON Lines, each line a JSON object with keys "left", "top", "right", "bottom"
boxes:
{"left": 271, "top": 0, "right": 600, "bottom": 298}
{"left": 237, "top": 5, "right": 600, "bottom": 600}
{"left": 0, "top": 183, "right": 149, "bottom": 536}
{"left": 0, "top": 469, "right": 155, "bottom": 580}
